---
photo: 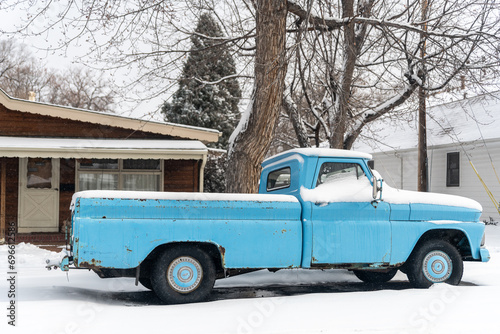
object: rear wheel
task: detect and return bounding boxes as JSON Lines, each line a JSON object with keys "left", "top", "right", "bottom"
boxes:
{"left": 353, "top": 269, "right": 398, "bottom": 283}
{"left": 407, "top": 240, "right": 463, "bottom": 288}
{"left": 139, "top": 277, "right": 153, "bottom": 290}
{"left": 151, "top": 245, "right": 216, "bottom": 304}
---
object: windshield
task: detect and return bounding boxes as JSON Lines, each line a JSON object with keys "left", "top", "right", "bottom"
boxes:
{"left": 316, "top": 162, "right": 367, "bottom": 186}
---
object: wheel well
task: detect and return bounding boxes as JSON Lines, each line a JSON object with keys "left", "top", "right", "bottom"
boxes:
{"left": 140, "top": 242, "right": 225, "bottom": 278}
{"left": 409, "top": 229, "right": 472, "bottom": 260}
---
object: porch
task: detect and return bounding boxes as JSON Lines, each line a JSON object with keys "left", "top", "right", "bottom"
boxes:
{"left": 0, "top": 137, "right": 208, "bottom": 243}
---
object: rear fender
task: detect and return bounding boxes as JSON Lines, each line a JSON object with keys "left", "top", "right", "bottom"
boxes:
{"left": 141, "top": 242, "right": 225, "bottom": 278}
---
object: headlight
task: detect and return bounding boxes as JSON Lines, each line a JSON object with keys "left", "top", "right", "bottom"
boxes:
{"left": 481, "top": 232, "right": 486, "bottom": 247}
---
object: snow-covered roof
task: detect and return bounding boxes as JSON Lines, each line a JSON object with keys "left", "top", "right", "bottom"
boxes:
{"left": 354, "top": 92, "right": 500, "bottom": 153}
{"left": 0, "top": 136, "right": 207, "bottom": 160}
{"left": 0, "top": 88, "right": 220, "bottom": 143}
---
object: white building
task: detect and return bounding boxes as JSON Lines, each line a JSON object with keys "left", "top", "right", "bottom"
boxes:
{"left": 354, "top": 92, "right": 500, "bottom": 222}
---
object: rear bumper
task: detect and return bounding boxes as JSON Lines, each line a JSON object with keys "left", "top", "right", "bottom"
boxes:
{"left": 45, "top": 249, "right": 72, "bottom": 271}
{"left": 480, "top": 248, "right": 490, "bottom": 262}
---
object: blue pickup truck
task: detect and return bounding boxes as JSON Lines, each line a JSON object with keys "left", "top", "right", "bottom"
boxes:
{"left": 52, "top": 148, "right": 490, "bottom": 304}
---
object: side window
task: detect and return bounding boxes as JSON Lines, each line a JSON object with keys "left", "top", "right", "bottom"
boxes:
{"left": 316, "top": 162, "right": 366, "bottom": 186}
{"left": 446, "top": 152, "right": 460, "bottom": 187}
{"left": 267, "top": 167, "right": 291, "bottom": 191}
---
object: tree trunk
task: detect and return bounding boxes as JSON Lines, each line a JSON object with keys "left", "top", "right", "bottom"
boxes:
{"left": 226, "top": 0, "right": 288, "bottom": 193}
{"left": 329, "top": 0, "right": 356, "bottom": 149}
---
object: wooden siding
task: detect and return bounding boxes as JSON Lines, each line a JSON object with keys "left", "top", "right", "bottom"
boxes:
{"left": 164, "top": 160, "right": 200, "bottom": 192}
{"left": 59, "top": 159, "right": 76, "bottom": 230}
{"left": 0, "top": 105, "right": 176, "bottom": 140}
{"left": 0, "top": 158, "right": 19, "bottom": 233}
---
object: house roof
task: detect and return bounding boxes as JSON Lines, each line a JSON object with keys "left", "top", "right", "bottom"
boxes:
{"left": 0, "top": 136, "right": 207, "bottom": 160}
{"left": 0, "top": 88, "right": 220, "bottom": 143}
{"left": 354, "top": 92, "right": 500, "bottom": 153}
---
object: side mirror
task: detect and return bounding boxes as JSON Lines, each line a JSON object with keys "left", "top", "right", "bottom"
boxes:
{"left": 371, "top": 171, "right": 383, "bottom": 201}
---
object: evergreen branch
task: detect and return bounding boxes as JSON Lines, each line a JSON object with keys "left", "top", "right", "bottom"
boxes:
{"left": 193, "top": 74, "right": 253, "bottom": 85}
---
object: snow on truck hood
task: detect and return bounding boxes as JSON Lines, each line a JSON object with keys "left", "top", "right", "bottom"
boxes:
{"left": 300, "top": 177, "right": 482, "bottom": 212}
{"left": 383, "top": 186, "right": 482, "bottom": 211}
{"left": 70, "top": 190, "right": 298, "bottom": 211}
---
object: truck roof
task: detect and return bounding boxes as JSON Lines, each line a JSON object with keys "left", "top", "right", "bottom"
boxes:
{"left": 263, "top": 148, "right": 372, "bottom": 167}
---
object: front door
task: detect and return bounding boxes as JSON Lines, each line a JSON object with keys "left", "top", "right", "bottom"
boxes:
{"left": 18, "top": 158, "right": 60, "bottom": 233}
{"left": 309, "top": 158, "right": 392, "bottom": 265}
{"left": 311, "top": 201, "right": 392, "bottom": 265}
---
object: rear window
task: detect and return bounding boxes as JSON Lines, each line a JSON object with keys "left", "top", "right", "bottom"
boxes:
{"left": 267, "top": 167, "right": 291, "bottom": 191}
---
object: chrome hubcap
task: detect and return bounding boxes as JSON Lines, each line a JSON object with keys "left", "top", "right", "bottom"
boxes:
{"left": 167, "top": 256, "right": 203, "bottom": 293}
{"left": 422, "top": 250, "right": 452, "bottom": 283}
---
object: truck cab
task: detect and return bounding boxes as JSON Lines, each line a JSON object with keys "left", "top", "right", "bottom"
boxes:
{"left": 260, "top": 148, "right": 391, "bottom": 268}
{"left": 260, "top": 148, "right": 489, "bottom": 278}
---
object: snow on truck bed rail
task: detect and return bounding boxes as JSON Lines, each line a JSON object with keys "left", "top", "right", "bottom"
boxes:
{"left": 70, "top": 190, "right": 298, "bottom": 210}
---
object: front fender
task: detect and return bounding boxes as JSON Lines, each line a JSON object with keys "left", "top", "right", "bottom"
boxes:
{"left": 390, "top": 221, "right": 487, "bottom": 265}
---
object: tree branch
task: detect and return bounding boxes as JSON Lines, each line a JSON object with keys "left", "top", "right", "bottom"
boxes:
{"left": 343, "top": 81, "right": 419, "bottom": 149}
{"left": 287, "top": 1, "right": 493, "bottom": 39}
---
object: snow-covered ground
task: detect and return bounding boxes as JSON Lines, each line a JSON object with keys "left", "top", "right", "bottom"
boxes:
{"left": 1, "top": 225, "right": 499, "bottom": 334}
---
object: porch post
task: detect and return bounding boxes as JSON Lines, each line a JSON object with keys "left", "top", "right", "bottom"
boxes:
{"left": 0, "top": 159, "right": 6, "bottom": 243}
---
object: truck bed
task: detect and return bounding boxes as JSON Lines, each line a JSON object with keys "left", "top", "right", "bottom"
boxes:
{"left": 71, "top": 191, "right": 303, "bottom": 270}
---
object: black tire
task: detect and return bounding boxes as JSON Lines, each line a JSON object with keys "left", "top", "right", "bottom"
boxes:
{"left": 139, "top": 277, "right": 153, "bottom": 290}
{"left": 353, "top": 269, "right": 398, "bottom": 283}
{"left": 407, "top": 240, "right": 463, "bottom": 288}
{"left": 151, "top": 245, "right": 216, "bottom": 304}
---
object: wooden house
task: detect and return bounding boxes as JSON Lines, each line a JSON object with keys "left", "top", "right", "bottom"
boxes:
{"left": 354, "top": 92, "right": 500, "bottom": 222}
{"left": 0, "top": 89, "right": 220, "bottom": 243}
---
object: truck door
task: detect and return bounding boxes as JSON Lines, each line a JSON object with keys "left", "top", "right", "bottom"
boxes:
{"left": 308, "top": 159, "right": 392, "bottom": 265}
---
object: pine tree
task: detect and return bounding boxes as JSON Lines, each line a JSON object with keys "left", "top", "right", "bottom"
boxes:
{"left": 162, "top": 13, "right": 241, "bottom": 149}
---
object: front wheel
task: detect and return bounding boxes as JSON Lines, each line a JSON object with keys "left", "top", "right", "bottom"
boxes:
{"left": 407, "top": 240, "right": 463, "bottom": 288}
{"left": 151, "top": 246, "right": 216, "bottom": 304}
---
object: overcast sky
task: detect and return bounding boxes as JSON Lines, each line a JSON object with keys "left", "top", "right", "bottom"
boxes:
{"left": 0, "top": 4, "right": 166, "bottom": 121}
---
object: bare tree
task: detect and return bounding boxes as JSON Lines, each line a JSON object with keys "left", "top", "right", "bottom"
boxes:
{"left": 0, "top": 39, "right": 115, "bottom": 111}
{"left": 47, "top": 67, "right": 115, "bottom": 112}
{"left": 1, "top": 1, "right": 256, "bottom": 103}
{"left": 0, "top": 39, "right": 30, "bottom": 78}
{"left": 0, "top": 39, "right": 53, "bottom": 100}
{"left": 284, "top": 0, "right": 500, "bottom": 150}
{"left": 230, "top": 0, "right": 499, "bottom": 191}
{"left": 5, "top": 0, "right": 499, "bottom": 193}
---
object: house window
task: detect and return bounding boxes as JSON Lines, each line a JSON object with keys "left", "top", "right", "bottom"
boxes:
{"left": 77, "top": 159, "right": 162, "bottom": 191}
{"left": 446, "top": 152, "right": 460, "bottom": 187}
{"left": 26, "top": 158, "right": 53, "bottom": 189}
